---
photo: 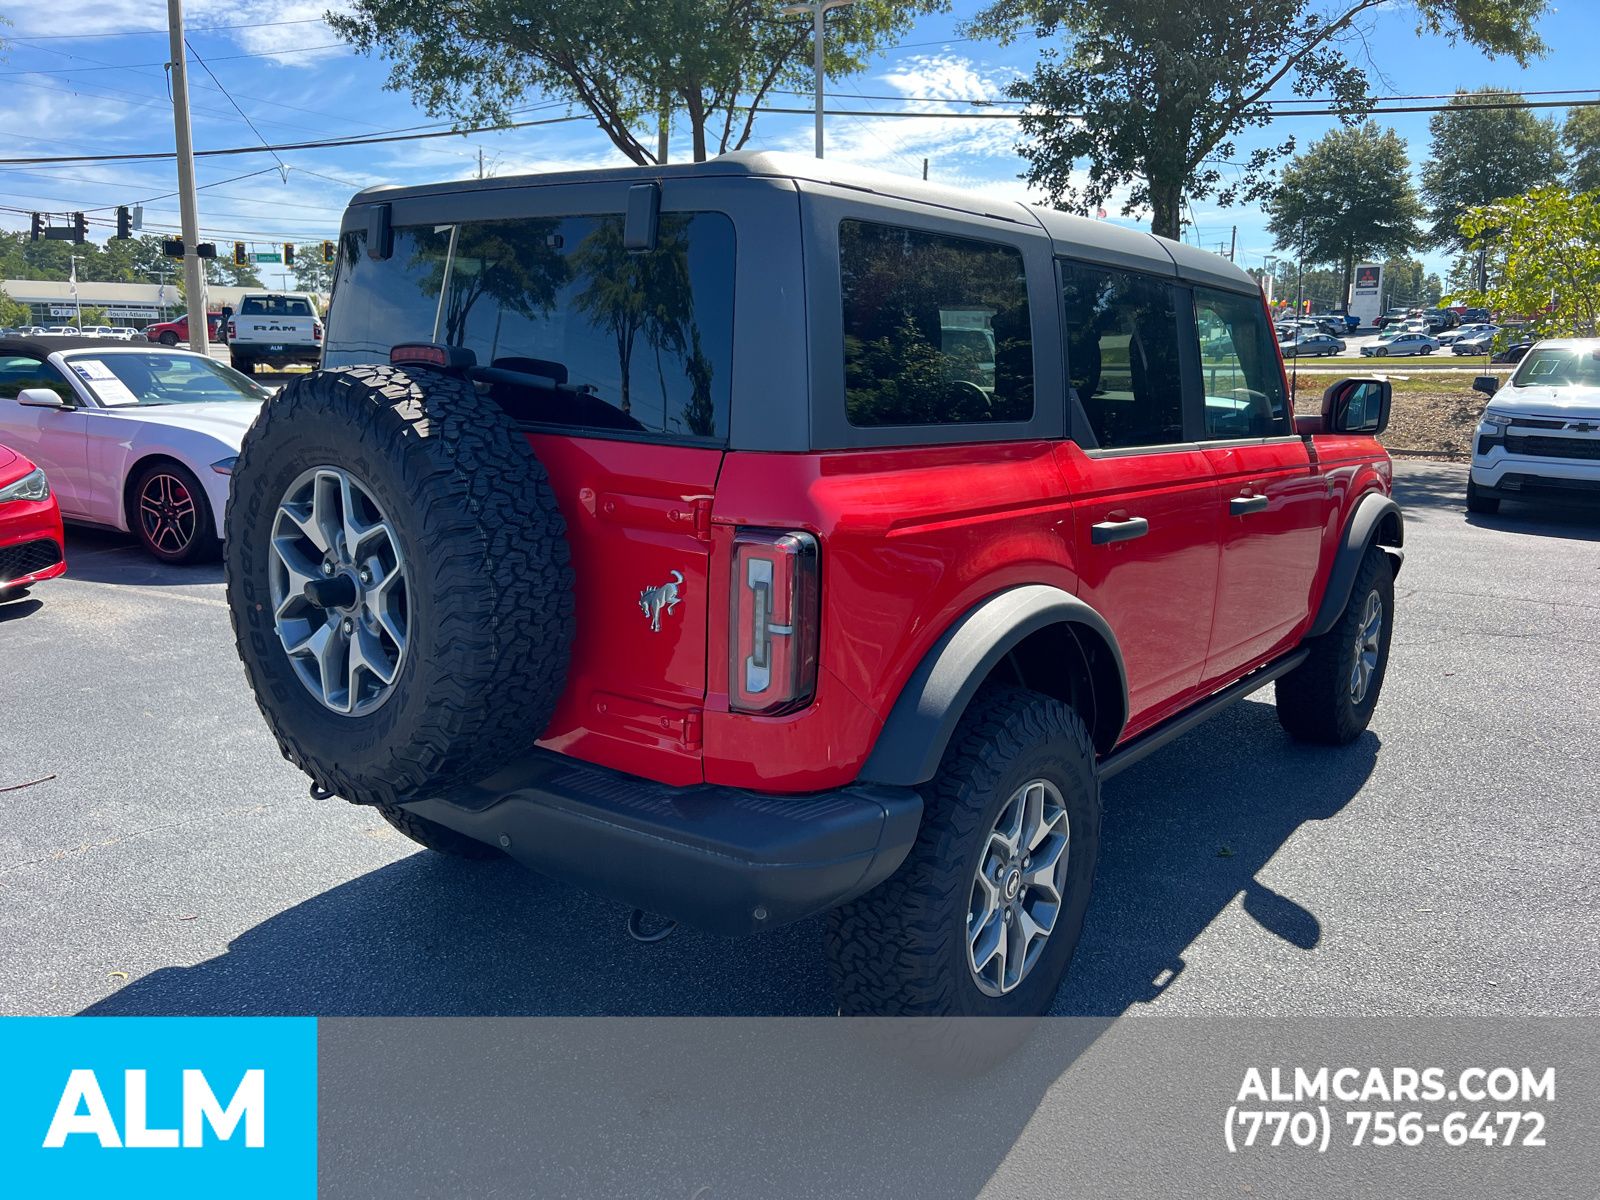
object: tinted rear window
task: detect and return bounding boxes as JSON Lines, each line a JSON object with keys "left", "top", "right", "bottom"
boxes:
{"left": 241, "top": 296, "right": 315, "bottom": 317}
{"left": 326, "top": 212, "right": 735, "bottom": 443}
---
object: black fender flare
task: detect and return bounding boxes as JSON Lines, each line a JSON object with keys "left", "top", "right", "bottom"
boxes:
{"left": 858, "top": 585, "right": 1130, "bottom": 788}
{"left": 1309, "top": 491, "right": 1404, "bottom": 638}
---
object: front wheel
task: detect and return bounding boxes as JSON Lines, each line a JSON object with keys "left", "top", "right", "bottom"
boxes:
{"left": 131, "top": 461, "right": 218, "bottom": 564}
{"left": 1276, "top": 545, "right": 1394, "bottom": 745}
{"left": 827, "top": 688, "right": 1102, "bottom": 1017}
{"left": 158, "top": 331, "right": 179, "bottom": 346}
{"left": 1466, "top": 477, "right": 1501, "bottom": 515}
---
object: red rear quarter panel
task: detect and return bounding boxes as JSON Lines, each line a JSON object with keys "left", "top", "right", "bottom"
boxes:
{"left": 703, "top": 443, "right": 1078, "bottom": 792}
{"left": 1307, "top": 433, "right": 1395, "bottom": 589}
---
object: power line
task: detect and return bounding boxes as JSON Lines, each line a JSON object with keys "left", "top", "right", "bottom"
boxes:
{"left": 184, "top": 38, "right": 289, "bottom": 179}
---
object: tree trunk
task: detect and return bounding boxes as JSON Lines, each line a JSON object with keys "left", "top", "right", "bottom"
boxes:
{"left": 1148, "top": 176, "right": 1183, "bottom": 241}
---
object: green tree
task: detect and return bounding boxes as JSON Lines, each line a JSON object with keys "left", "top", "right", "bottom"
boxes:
{"left": 1563, "top": 106, "right": 1600, "bottom": 195}
{"left": 1266, "top": 123, "right": 1424, "bottom": 312}
{"left": 1382, "top": 256, "right": 1442, "bottom": 307}
{"left": 1420, "top": 88, "right": 1564, "bottom": 251}
{"left": 205, "top": 257, "right": 265, "bottom": 288}
{"left": 0, "top": 286, "right": 30, "bottom": 327}
{"left": 329, "top": 0, "right": 940, "bottom": 164}
{"left": 1458, "top": 186, "right": 1600, "bottom": 336}
{"left": 77, "top": 306, "right": 110, "bottom": 326}
{"left": 292, "top": 248, "right": 335, "bottom": 296}
{"left": 967, "top": 0, "right": 1548, "bottom": 239}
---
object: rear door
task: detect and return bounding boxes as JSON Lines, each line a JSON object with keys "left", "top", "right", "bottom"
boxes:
{"left": 1056, "top": 259, "right": 1222, "bottom": 736}
{"left": 1191, "top": 286, "right": 1325, "bottom": 685}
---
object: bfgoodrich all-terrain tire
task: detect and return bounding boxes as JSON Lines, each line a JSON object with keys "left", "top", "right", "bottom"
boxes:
{"left": 225, "top": 364, "right": 575, "bottom": 808}
{"left": 1275, "top": 544, "right": 1394, "bottom": 745}
{"left": 826, "top": 688, "right": 1102, "bottom": 1017}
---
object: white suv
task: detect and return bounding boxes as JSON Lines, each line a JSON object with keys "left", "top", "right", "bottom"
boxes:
{"left": 1468, "top": 339, "right": 1600, "bottom": 513}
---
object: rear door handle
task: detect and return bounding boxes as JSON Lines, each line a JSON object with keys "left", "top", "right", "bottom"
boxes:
{"left": 1229, "top": 495, "right": 1271, "bottom": 516}
{"left": 1090, "top": 516, "right": 1150, "bottom": 545}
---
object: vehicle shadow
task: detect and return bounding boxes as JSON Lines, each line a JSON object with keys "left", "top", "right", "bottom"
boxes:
{"left": 61, "top": 526, "right": 225, "bottom": 587}
{"left": 0, "top": 594, "right": 44, "bottom": 622}
{"left": 82, "top": 699, "right": 1374, "bottom": 1021}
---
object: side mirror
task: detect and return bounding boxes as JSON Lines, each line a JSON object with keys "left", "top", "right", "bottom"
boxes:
{"left": 17, "top": 387, "right": 66, "bottom": 409}
{"left": 1319, "top": 377, "right": 1392, "bottom": 435}
{"left": 1473, "top": 375, "right": 1499, "bottom": 397}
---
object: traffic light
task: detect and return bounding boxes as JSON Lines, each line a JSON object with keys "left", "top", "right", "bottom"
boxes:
{"left": 162, "top": 236, "right": 185, "bottom": 258}
{"left": 321, "top": 239, "right": 336, "bottom": 265}
{"left": 234, "top": 242, "right": 249, "bottom": 266}
{"left": 30, "top": 213, "right": 43, "bottom": 242}
{"left": 115, "top": 206, "right": 132, "bottom": 239}
{"left": 72, "top": 212, "right": 88, "bottom": 243}
{"left": 196, "top": 242, "right": 217, "bottom": 259}
{"left": 283, "top": 242, "right": 295, "bottom": 267}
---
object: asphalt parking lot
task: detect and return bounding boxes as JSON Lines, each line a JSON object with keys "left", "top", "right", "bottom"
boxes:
{"left": 2, "top": 461, "right": 1597, "bottom": 1018}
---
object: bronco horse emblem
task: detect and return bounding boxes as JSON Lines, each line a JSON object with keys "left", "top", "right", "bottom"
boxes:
{"left": 639, "top": 571, "right": 685, "bottom": 633}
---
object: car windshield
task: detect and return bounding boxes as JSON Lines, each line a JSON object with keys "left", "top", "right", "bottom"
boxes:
{"left": 63, "top": 351, "right": 272, "bottom": 407}
{"left": 1510, "top": 347, "right": 1600, "bottom": 388}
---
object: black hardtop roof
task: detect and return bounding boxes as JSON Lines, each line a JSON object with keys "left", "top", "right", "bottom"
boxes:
{"left": 350, "top": 150, "right": 1258, "bottom": 293}
{"left": 0, "top": 335, "right": 144, "bottom": 358}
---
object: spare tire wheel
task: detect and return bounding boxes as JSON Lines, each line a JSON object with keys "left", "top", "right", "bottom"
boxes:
{"left": 224, "top": 364, "right": 575, "bottom": 807}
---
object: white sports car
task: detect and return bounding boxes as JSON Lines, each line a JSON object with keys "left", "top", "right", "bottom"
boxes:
{"left": 0, "top": 336, "right": 269, "bottom": 562}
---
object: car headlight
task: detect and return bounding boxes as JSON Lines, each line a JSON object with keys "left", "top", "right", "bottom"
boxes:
{"left": 1479, "top": 413, "right": 1513, "bottom": 433}
{"left": 211, "top": 456, "right": 238, "bottom": 476}
{"left": 0, "top": 467, "right": 50, "bottom": 504}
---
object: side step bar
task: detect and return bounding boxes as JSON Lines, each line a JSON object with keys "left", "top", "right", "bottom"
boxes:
{"left": 1098, "top": 648, "right": 1310, "bottom": 782}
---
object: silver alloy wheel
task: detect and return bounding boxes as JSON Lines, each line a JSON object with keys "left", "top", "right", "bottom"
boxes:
{"left": 139, "top": 471, "right": 198, "bottom": 556}
{"left": 270, "top": 466, "right": 408, "bottom": 716}
{"left": 967, "top": 778, "right": 1071, "bottom": 997}
{"left": 1349, "top": 589, "right": 1384, "bottom": 705}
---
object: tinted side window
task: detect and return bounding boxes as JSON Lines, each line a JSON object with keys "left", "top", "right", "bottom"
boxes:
{"left": 326, "top": 213, "right": 735, "bottom": 443}
{"left": 1194, "top": 287, "right": 1289, "bottom": 439}
{"left": 0, "top": 355, "right": 72, "bottom": 401}
{"left": 1060, "top": 261, "right": 1184, "bottom": 449}
{"left": 840, "top": 220, "right": 1033, "bottom": 428}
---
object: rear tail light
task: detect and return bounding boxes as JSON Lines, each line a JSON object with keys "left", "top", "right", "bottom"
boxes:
{"left": 227, "top": 321, "right": 236, "bottom": 340}
{"left": 313, "top": 320, "right": 323, "bottom": 342}
{"left": 730, "top": 529, "right": 819, "bottom": 715}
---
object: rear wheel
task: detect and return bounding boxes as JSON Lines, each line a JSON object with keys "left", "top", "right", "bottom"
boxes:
{"left": 827, "top": 688, "right": 1101, "bottom": 1017}
{"left": 231, "top": 355, "right": 255, "bottom": 375}
{"left": 131, "top": 461, "right": 218, "bottom": 564}
{"left": 1276, "top": 545, "right": 1394, "bottom": 745}
{"left": 1466, "top": 477, "right": 1501, "bottom": 514}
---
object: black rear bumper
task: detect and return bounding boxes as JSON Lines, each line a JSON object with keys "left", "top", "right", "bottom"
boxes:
{"left": 401, "top": 752, "right": 923, "bottom": 936}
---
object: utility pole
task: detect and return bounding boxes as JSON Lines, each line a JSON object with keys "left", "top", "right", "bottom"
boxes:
{"left": 783, "top": 0, "right": 855, "bottom": 158}
{"left": 167, "top": 0, "right": 208, "bottom": 355}
{"left": 658, "top": 89, "right": 670, "bottom": 165}
{"left": 69, "top": 254, "right": 82, "bottom": 328}
{"left": 922, "top": 157, "right": 928, "bottom": 181}
{"left": 478, "top": 147, "right": 485, "bottom": 180}
{"left": 1228, "top": 225, "right": 1237, "bottom": 263}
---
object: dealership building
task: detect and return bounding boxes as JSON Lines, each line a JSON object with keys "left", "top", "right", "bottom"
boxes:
{"left": 1, "top": 280, "right": 283, "bottom": 330}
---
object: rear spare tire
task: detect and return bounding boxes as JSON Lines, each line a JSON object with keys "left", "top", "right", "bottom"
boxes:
{"left": 224, "top": 364, "right": 575, "bottom": 808}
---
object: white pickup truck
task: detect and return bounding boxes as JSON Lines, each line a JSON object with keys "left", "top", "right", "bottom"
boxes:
{"left": 228, "top": 292, "right": 323, "bottom": 375}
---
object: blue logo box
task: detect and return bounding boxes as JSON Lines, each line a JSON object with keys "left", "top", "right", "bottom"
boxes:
{"left": 0, "top": 1017, "right": 316, "bottom": 1198}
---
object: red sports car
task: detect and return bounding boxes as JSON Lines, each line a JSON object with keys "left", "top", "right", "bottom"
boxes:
{"left": 0, "top": 442, "right": 66, "bottom": 599}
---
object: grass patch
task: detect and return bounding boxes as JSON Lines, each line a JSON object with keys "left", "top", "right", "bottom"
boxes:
{"left": 1292, "top": 371, "right": 1496, "bottom": 460}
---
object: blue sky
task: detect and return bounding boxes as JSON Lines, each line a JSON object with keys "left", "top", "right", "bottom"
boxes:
{"left": 1, "top": 1, "right": 1595, "bottom": 284}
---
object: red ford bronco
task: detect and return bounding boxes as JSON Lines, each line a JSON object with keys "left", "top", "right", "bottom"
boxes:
{"left": 224, "top": 153, "right": 1402, "bottom": 1017}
